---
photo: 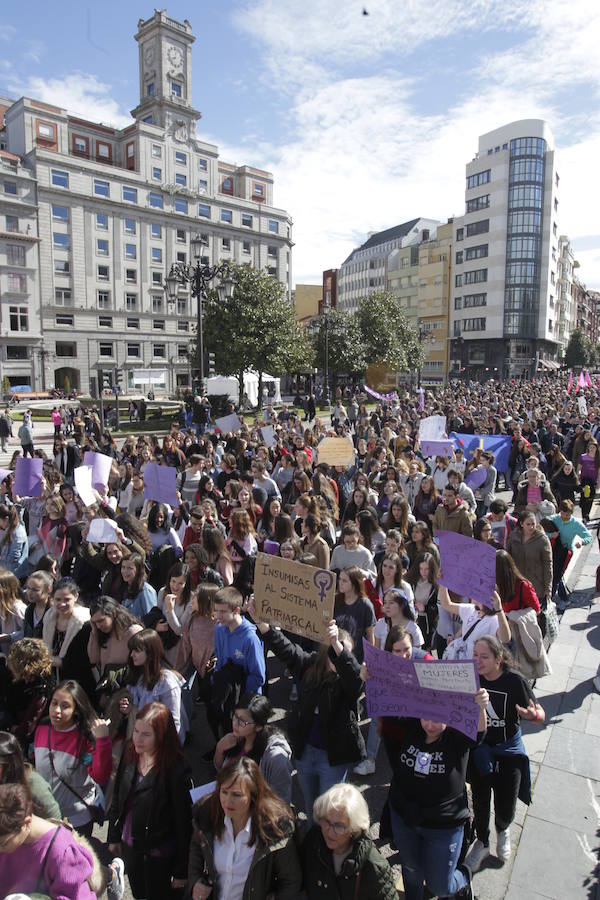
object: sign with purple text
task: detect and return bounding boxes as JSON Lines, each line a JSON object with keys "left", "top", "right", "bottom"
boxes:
{"left": 14, "top": 457, "right": 42, "bottom": 497}
{"left": 437, "top": 530, "right": 496, "bottom": 608}
{"left": 143, "top": 463, "right": 178, "bottom": 507}
{"left": 253, "top": 551, "right": 335, "bottom": 641}
{"left": 363, "top": 641, "right": 480, "bottom": 739}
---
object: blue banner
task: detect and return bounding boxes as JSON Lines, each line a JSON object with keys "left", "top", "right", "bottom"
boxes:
{"left": 449, "top": 433, "right": 512, "bottom": 474}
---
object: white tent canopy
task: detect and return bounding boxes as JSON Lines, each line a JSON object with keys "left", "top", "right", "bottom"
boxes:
{"left": 206, "top": 372, "right": 281, "bottom": 407}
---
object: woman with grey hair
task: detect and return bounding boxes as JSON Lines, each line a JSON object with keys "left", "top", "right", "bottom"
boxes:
{"left": 301, "top": 782, "right": 397, "bottom": 899}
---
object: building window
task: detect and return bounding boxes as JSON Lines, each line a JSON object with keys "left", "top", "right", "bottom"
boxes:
{"left": 147, "top": 82, "right": 155, "bottom": 96}
{"left": 199, "top": 158, "right": 208, "bottom": 171}
{"left": 127, "top": 317, "right": 140, "bottom": 329}
{"left": 198, "top": 203, "right": 211, "bottom": 218}
{"left": 153, "top": 319, "right": 165, "bottom": 331}
{"left": 242, "top": 213, "right": 252, "bottom": 228}
{"left": 152, "top": 167, "right": 162, "bottom": 180}
{"left": 152, "top": 296, "right": 163, "bottom": 313}
{"left": 152, "top": 272, "right": 162, "bottom": 286}
{"left": 99, "top": 342, "right": 114, "bottom": 357}
{"left": 454, "top": 297, "right": 463, "bottom": 310}
{"left": 176, "top": 298, "right": 187, "bottom": 316}
{"left": 465, "top": 219, "right": 489, "bottom": 237}
{"left": 97, "top": 239, "right": 109, "bottom": 256}
{"left": 98, "top": 317, "right": 113, "bottom": 328}
{"left": 37, "top": 121, "right": 55, "bottom": 140}
{"left": 268, "top": 246, "right": 277, "bottom": 258}
{"left": 9, "top": 306, "right": 28, "bottom": 331}
{"left": 177, "top": 344, "right": 188, "bottom": 358}
{"left": 175, "top": 198, "right": 188, "bottom": 213}
{"left": 252, "top": 182, "right": 264, "bottom": 199}
{"left": 3, "top": 181, "right": 17, "bottom": 195}
{"left": 466, "top": 194, "right": 490, "bottom": 213}
{"left": 96, "top": 213, "right": 108, "bottom": 230}
{"left": 456, "top": 227, "right": 464, "bottom": 241}
{"left": 152, "top": 247, "right": 162, "bottom": 263}
{"left": 172, "top": 81, "right": 182, "bottom": 97}
{"left": 53, "top": 233, "right": 69, "bottom": 250}
{"left": 455, "top": 274, "right": 463, "bottom": 287}
{"left": 125, "top": 293, "right": 137, "bottom": 310}
{"left": 220, "top": 209, "right": 232, "bottom": 224}
{"left": 123, "top": 186, "right": 137, "bottom": 203}
{"left": 198, "top": 179, "right": 207, "bottom": 194}
{"left": 143, "top": 115, "right": 153, "bottom": 124}
{"left": 52, "top": 204, "right": 69, "bottom": 222}
{"left": 124, "top": 218, "right": 136, "bottom": 234}
{"left": 462, "top": 317, "right": 486, "bottom": 332}
{"left": 175, "top": 173, "right": 187, "bottom": 186}
{"left": 7, "top": 245, "right": 26, "bottom": 266}
{"left": 466, "top": 169, "right": 491, "bottom": 189}
{"left": 97, "top": 142, "right": 111, "bottom": 160}
{"left": 55, "top": 260, "right": 70, "bottom": 275}
{"left": 51, "top": 170, "right": 69, "bottom": 188}
{"left": 464, "top": 268, "right": 488, "bottom": 284}
{"left": 268, "top": 219, "right": 279, "bottom": 234}
{"left": 94, "top": 179, "right": 110, "bottom": 198}
{"left": 125, "top": 269, "right": 137, "bottom": 284}
{"left": 125, "top": 243, "right": 136, "bottom": 259}
{"left": 176, "top": 228, "right": 186, "bottom": 242}
{"left": 97, "top": 265, "right": 109, "bottom": 281}
{"left": 5, "top": 215, "right": 18, "bottom": 232}
{"left": 55, "top": 288, "right": 72, "bottom": 305}
{"left": 97, "top": 290, "right": 110, "bottom": 308}
{"left": 151, "top": 223, "right": 162, "bottom": 238}
{"left": 176, "top": 252, "right": 186, "bottom": 264}
{"left": 465, "top": 244, "right": 488, "bottom": 261}
{"left": 152, "top": 144, "right": 162, "bottom": 158}
{"left": 177, "top": 320, "right": 189, "bottom": 331}
{"left": 221, "top": 176, "right": 233, "bottom": 194}
{"left": 55, "top": 313, "right": 74, "bottom": 327}
{"left": 175, "top": 151, "right": 187, "bottom": 165}
{"left": 149, "top": 192, "right": 163, "bottom": 209}
{"left": 455, "top": 251, "right": 463, "bottom": 265}
{"left": 153, "top": 343, "right": 166, "bottom": 357}
{"left": 6, "top": 346, "right": 28, "bottom": 360}
{"left": 463, "top": 293, "right": 487, "bottom": 308}
{"left": 73, "top": 135, "right": 89, "bottom": 156}
{"left": 127, "top": 343, "right": 140, "bottom": 358}
{"left": 222, "top": 238, "right": 231, "bottom": 251}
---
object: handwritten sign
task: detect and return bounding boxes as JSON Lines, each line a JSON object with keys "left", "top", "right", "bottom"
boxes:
{"left": 83, "top": 451, "right": 113, "bottom": 490}
{"left": 74, "top": 466, "right": 96, "bottom": 507}
{"left": 437, "top": 530, "right": 496, "bottom": 608}
{"left": 419, "top": 415, "right": 446, "bottom": 441}
{"left": 253, "top": 552, "right": 335, "bottom": 641}
{"left": 14, "top": 457, "right": 42, "bottom": 497}
{"left": 143, "top": 463, "right": 178, "bottom": 507}
{"left": 215, "top": 413, "right": 242, "bottom": 434}
{"left": 316, "top": 437, "right": 355, "bottom": 468}
{"left": 363, "top": 641, "right": 480, "bottom": 739}
{"left": 421, "top": 439, "right": 454, "bottom": 458}
{"left": 260, "top": 425, "right": 275, "bottom": 448}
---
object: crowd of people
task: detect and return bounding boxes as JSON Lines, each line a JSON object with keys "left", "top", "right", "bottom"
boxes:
{"left": 0, "top": 371, "right": 597, "bottom": 899}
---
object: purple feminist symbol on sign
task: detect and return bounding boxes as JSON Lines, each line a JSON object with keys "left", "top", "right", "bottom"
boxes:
{"left": 313, "top": 570, "right": 334, "bottom": 602}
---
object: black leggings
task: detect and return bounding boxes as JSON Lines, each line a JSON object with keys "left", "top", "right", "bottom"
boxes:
{"left": 123, "top": 845, "right": 179, "bottom": 900}
{"left": 580, "top": 477, "right": 596, "bottom": 519}
{"left": 469, "top": 757, "right": 521, "bottom": 844}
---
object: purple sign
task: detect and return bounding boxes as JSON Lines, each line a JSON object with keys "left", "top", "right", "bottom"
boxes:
{"left": 363, "top": 641, "right": 480, "bottom": 739}
{"left": 421, "top": 439, "right": 454, "bottom": 458}
{"left": 82, "top": 451, "right": 113, "bottom": 490}
{"left": 143, "top": 463, "right": 178, "bottom": 507}
{"left": 465, "top": 466, "right": 487, "bottom": 489}
{"left": 14, "top": 457, "right": 43, "bottom": 497}
{"left": 263, "top": 539, "right": 280, "bottom": 555}
{"left": 437, "top": 530, "right": 496, "bottom": 608}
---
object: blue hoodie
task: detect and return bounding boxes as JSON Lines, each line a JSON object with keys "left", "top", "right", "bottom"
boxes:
{"left": 214, "top": 617, "right": 265, "bottom": 694}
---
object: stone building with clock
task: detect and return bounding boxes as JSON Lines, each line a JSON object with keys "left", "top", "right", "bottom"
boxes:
{"left": 0, "top": 9, "right": 293, "bottom": 395}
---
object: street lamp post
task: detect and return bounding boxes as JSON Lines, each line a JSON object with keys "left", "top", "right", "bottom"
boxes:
{"left": 163, "top": 235, "right": 235, "bottom": 396}
{"left": 322, "top": 299, "right": 331, "bottom": 407}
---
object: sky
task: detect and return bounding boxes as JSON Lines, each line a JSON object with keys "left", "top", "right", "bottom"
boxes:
{"left": 2, "top": 0, "right": 600, "bottom": 290}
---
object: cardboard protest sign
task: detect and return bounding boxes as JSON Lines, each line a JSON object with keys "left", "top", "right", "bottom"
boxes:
{"left": 465, "top": 466, "right": 487, "bottom": 489}
{"left": 83, "top": 451, "right": 113, "bottom": 490}
{"left": 421, "top": 439, "right": 454, "bottom": 458}
{"left": 87, "top": 517, "right": 119, "bottom": 544}
{"left": 363, "top": 641, "right": 480, "bottom": 740}
{"left": 316, "top": 437, "right": 355, "bottom": 468}
{"left": 74, "top": 466, "right": 96, "bottom": 507}
{"left": 14, "top": 457, "right": 42, "bottom": 497}
{"left": 260, "top": 425, "right": 275, "bottom": 448}
{"left": 253, "top": 552, "right": 336, "bottom": 641}
{"left": 143, "top": 463, "right": 178, "bottom": 507}
{"left": 437, "top": 530, "right": 496, "bottom": 608}
{"left": 215, "top": 413, "right": 242, "bottom": 434}
{"left": 418, "top": 415, "right": 446, "bottom": 441}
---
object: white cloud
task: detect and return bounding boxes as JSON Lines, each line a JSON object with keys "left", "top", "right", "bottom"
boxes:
{"left": 231, "top": 0, "right": 600, "bottom": 290}
{"left": 7, "top": 73, "right": 131, "bottom": 129}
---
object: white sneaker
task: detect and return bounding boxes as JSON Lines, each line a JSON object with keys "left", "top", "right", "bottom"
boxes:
{"left": 496, "top": 827, "right": 511, "bottom": 861}
{"left": 107, "top": 858, "right": 125, "bottom": 900}
{"left": 464, "top": 838, "right": 490, "bottom": 873}
{"left": 353, "top": 758, "right": 376, "bottom": 776}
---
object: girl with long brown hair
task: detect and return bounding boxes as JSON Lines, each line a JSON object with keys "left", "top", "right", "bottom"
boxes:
{"left": 0, "top": 502, "right": 28, "bottom": 577}
{"left": 0, "top": 569, "right": 26, "bottom": 655}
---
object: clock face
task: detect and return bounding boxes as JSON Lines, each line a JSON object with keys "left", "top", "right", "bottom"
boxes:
{"left": 167, "top": 45, "right": 183, "bottom": 69}
{"left": 144, "top": 44, "right": 154, "bottom": 66}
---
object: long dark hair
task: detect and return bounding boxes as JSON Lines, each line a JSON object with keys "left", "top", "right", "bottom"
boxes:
{"left": 124, "top": 701, "right": 185, "bottom": 776}
{"left": 303, "top": 627, "right": 353, "bottom": 689}
{"left": 495, "top": 548, "right": 531, "bottom": 604}
{"left": 147, "top": 503, "right": 171, "bottom": 534}
{"left": 122, "top": 553, "right": 146, "bottom": 598}
{"left": 0, "top": 503, "right": 20, "bottom": 549}
{"left": 384, "top": 494, "right": 409, "bottom": 535}
{"left": 406, "top": 551, "right": 438, "bottom": 589}
{"left": 356, "top": 508, "right": 380, "bottom": 552}
{"left": 375, "top": 552, "right": 402, "bottom": 594}
{"left": 164, "top": 560, "right": 193, "bottom": 607}
{"left": 208, "top": 757, "right": 292, "bottom": 844}
{"left": 89, "top": 595, "right": 138, "bottom": 643}
{"left": 473, "top": 634, "right": 516, "bottom": 672}
{"left": 50, "top": 679, "right": 97, "bottom": 749}
{"left": 127, "top": 628, "right": 167, "bottom": 689}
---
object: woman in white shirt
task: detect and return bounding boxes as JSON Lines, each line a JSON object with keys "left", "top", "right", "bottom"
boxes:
{"left": 156, "top": 561, "right": 195, "bottom": 666}
{"left": 188, "top": 757, "right": 302, "bottom": 900}
{"left": 438, "top": 584, "right": 510, "bottom": 660}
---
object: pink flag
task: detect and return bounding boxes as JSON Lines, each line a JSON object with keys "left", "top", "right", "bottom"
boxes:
{"left": 585, "top": 369, "right": 593, "bottom": 387}
{"left": 567, "top": 371, "right": 573, "bottom": 393}
{"left": 418, "top": 388, "right": 425, "bottom": 411}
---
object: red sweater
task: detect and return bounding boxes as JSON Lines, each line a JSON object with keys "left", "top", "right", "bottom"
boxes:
{"left": 503, "top": 578, "right": 541, "bottom": 614}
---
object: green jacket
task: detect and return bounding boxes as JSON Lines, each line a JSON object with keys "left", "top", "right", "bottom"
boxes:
{"left": 301, "top": 825, "right": 398, "bottom": 900}
{"left": 188, "top": 797, "right": 302, "bottom": 900}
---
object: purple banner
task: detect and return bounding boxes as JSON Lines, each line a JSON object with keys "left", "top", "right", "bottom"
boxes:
{"left": 364, "top": 384, "right": 398, "bottom": 402}
{"left": 437, "top": 530, "right": 496, "bottom": 608}
{"left": 421, "top": 439, "right": 454, "bottom": 458}
{"left": 363, "top": 641, "right": 480, "bottom": 740}
{"left": 143, "top": 463, "right": 178, "bottom": 507}
{"left": 14, "top": 457, "right": 42, "bottom": 497}
{"left": 465, "top": 466, "right": 487, "bottom": 489}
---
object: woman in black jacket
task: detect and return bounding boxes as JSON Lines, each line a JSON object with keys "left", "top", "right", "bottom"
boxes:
{"left": 302, "top": 782, "right": 397, "bottom": 900}
{"left": 108, "top": 701, "right": 192, "bottom": 899}
{"left": 248, "top": 602, "right": 365, "bottom": 823}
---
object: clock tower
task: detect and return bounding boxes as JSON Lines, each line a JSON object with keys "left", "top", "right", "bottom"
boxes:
{"left": 132, "top": 10, "right": 201, "bottom": 136}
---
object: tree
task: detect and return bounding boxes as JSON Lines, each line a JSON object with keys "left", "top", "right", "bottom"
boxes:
{"left": 565, "top": 328, "right": 589, "bottom": 369}
{"left": 202, "top": 263, "right": 314, "bottom": 407}
{"left": 312, "top": 307, "right": 367, "bottom": 385}
{"left": 355, "top": 291, "right": 424, "bottom": 373}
